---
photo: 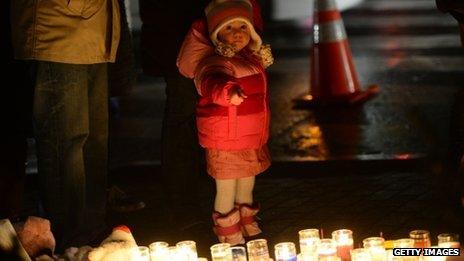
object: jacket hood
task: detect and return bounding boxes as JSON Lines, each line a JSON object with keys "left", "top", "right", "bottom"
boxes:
{"left": 177, "top": 19, "right": 215, "bottom": 79}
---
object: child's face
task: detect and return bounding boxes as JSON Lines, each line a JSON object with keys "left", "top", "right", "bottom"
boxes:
{"left": 217, "top": 20, "right": 251, "bottom": 52}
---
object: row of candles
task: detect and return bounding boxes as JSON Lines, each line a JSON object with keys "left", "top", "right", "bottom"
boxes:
{"left": 134, "top": 229, "right": 460, "bottom": 261}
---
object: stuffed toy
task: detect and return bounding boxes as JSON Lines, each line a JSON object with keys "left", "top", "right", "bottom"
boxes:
{"left": 87, "top": 225, "right": 138, "bottom": 261}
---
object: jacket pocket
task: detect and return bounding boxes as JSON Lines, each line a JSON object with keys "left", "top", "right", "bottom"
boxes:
{"left": 197, "top": 116, "right": 228, "bottom": 140}
{"left": 67, "top": 0, "right": 106, "bottom": 18}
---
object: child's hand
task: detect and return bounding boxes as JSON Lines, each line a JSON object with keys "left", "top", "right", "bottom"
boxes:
{"left": 229, "top": 87, "right": 247, "bottom": 106}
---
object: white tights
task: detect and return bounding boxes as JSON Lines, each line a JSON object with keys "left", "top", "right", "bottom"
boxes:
{"left": 214, "top": 176, "right": 255, "bottom": 214}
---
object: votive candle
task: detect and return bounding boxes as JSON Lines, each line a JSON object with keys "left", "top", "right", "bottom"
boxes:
{"left": 149, "top": 242, "right": 169, "bottom": 261}
{"left": 176, "top": 240, "right": 198, "bottom": 261}
{"left": 211, "top": 243, "right": 232, "bottom": 261}
{"left": 409, "top": 230, "right": 431, "bottom": 248}
{"left": 275, "top": 242, "right": 297, "bottom": 261}
{"left": 437, "top": 233, "right": 460, "bottom": 248}
{"left": 363, "top": 237, "right": 386, "bottom": 261}
{"left": 230, "top": 246, "right": 247, "bottom": 261}
{"left": 318, "top": 239, "right": 338, "bottom": 261}
{"left": 332, "top": 229, "right": 354, "bottom": 261}
{"left": 247, "top": 239, "right": 270, "bottom": 261}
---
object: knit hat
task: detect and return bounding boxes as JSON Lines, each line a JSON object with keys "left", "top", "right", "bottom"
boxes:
{"left": 205, "top": 0, "right": 262, "bottom": 51}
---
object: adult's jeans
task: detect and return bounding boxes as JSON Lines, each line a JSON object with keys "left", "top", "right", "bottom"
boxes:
{"left": 33, "top": 61, "right": 108, "bottom": 247}
{"left": 162, "top": 75, "right": 202, "bottom": 228}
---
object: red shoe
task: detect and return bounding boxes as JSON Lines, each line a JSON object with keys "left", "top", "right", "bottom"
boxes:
{"left": 212, "top": 209, "right": 245, "bottom": 245}
{"left": 237, "top": 203, "right": 262, "bottom": 237}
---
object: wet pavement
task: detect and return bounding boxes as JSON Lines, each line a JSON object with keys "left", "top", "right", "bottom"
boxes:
{"left": 22, "top": 0, "right": 464, "bottom": 257}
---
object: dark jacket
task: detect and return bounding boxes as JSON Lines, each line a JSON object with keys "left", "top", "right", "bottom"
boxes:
{"left": 139, "top": 0, "right": 209, "bottom": 77}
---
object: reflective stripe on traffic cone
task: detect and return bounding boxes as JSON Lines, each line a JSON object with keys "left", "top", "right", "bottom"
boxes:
{"left": 302, "top": 0, "right": 379, "bottom": 106}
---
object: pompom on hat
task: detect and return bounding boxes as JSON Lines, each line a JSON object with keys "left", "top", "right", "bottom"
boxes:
{"left": 205, "top": 0, "right": 262, "bottom": 51}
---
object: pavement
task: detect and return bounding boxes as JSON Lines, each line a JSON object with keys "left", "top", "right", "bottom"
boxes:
{"left": 21, "top": 0, "right": 464, "bottom": 258}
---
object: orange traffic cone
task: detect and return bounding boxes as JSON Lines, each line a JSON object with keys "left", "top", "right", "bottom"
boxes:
{"left": 301, "top": 0, "right": 379, "bottom": 106}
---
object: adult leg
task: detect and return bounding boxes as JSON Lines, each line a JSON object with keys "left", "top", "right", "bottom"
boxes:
{"left": 161, "top": 75, "right": 202, "bottom": 227}
{"left": 34, "top": 61, "right": 89, "bottom": 248}
{"left": 84, "top": 63, "right": 108, "bottom": 229}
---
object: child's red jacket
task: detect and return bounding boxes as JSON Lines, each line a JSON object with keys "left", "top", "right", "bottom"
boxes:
{"left": 177, "top": 20, "right": 270, "bottom": 150}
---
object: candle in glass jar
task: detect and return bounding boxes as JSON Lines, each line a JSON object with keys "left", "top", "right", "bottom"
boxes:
{"left": 247, "top": 239, "right": 270, "bottom": 261}
{"left": 332, "top": 229, "right": 354, "bottom": 261}
{"left": 437, "top": 233, "right": 460, "bottom": 248}
{"left": 274, "top": 242, "right": 297, "bottom": 261}
{"left": 318, "top": 239, "right": 338, "bottom": 261}
{"left": 299, "top": 228, "right": 320, "bottom": 258}
{"left": 409, "top": 230, "right": 431, "bottom": 248}
{"left": 211, "top": 243, "right": 233, "bottom": 261}
{"left": 176, "top": 240, "right": 198, "bottom": 261}
{"left": 149, "top": 242, "right": 169, "bottom": 261}
{"left": 230, "top": 246, "right": 247, "bottom": 261}
{"left": 393, "top": 239, "right": 418, "bottom": 261}
{"left": 363, "top": 237, "right": 386, "bottom": 261}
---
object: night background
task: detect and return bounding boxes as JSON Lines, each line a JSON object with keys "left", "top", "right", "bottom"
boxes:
{"left": 2, "top": 0, "right": 464, "bottom": 259}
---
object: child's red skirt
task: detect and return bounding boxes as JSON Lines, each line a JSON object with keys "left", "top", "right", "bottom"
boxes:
{"left": 205, "top": 145, "right": 271, "bottom": 180}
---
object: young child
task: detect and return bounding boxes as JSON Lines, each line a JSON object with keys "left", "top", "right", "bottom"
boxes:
{"left": 177, "top": 0, "right": 273, "bottom": 245}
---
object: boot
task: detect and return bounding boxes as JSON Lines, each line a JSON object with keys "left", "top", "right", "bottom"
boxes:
{"left": 238, "top": 203, "right": 262, "bottom": 237}
{"left": 212, "top": 209, "right": 245, "bottom": 245}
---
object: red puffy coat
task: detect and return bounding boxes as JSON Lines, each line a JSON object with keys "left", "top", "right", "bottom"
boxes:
{"left": 177, "top": 22, "right": 270, "bottom": 151}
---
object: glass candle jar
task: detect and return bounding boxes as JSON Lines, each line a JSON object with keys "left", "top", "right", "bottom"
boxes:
{"left": 230, "top": 246, "right": 247, "bottom": 261}
{"left": 274, "top": 242, "right": 297, "bottom": 261}
{"left": 332, "top": 229, "right": 354, "bottom": 261}
{"left": 437, "top": 233, "right": 460, "bottom": 248}
{"left": 176, "top": 240, "right": 198, "bottom": 261}
{"left": 211, "top": 243, "right": 233, "bottom": 261}
{"left": 318, "top": 239, "right": 338, "bottom": 261}
{"left": 409, "top": 230, "right": 431, "bottom": 248}
{"left": 247, "top": 239, "right": 270, "bottom": 261}
{"left": 148, "top": 241, "right": 169, "bottom": 261}
{"left": 393, "top": 239, "right": 418, "bottom": 261}
{"left": 363, "top": 237, "right": 386, "bottom": 261}
{"left": 299, "top": 229, "right": 320, "bottom": 258}
{"left": 149, "top": 242, "right": 169, "bottom": 261}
